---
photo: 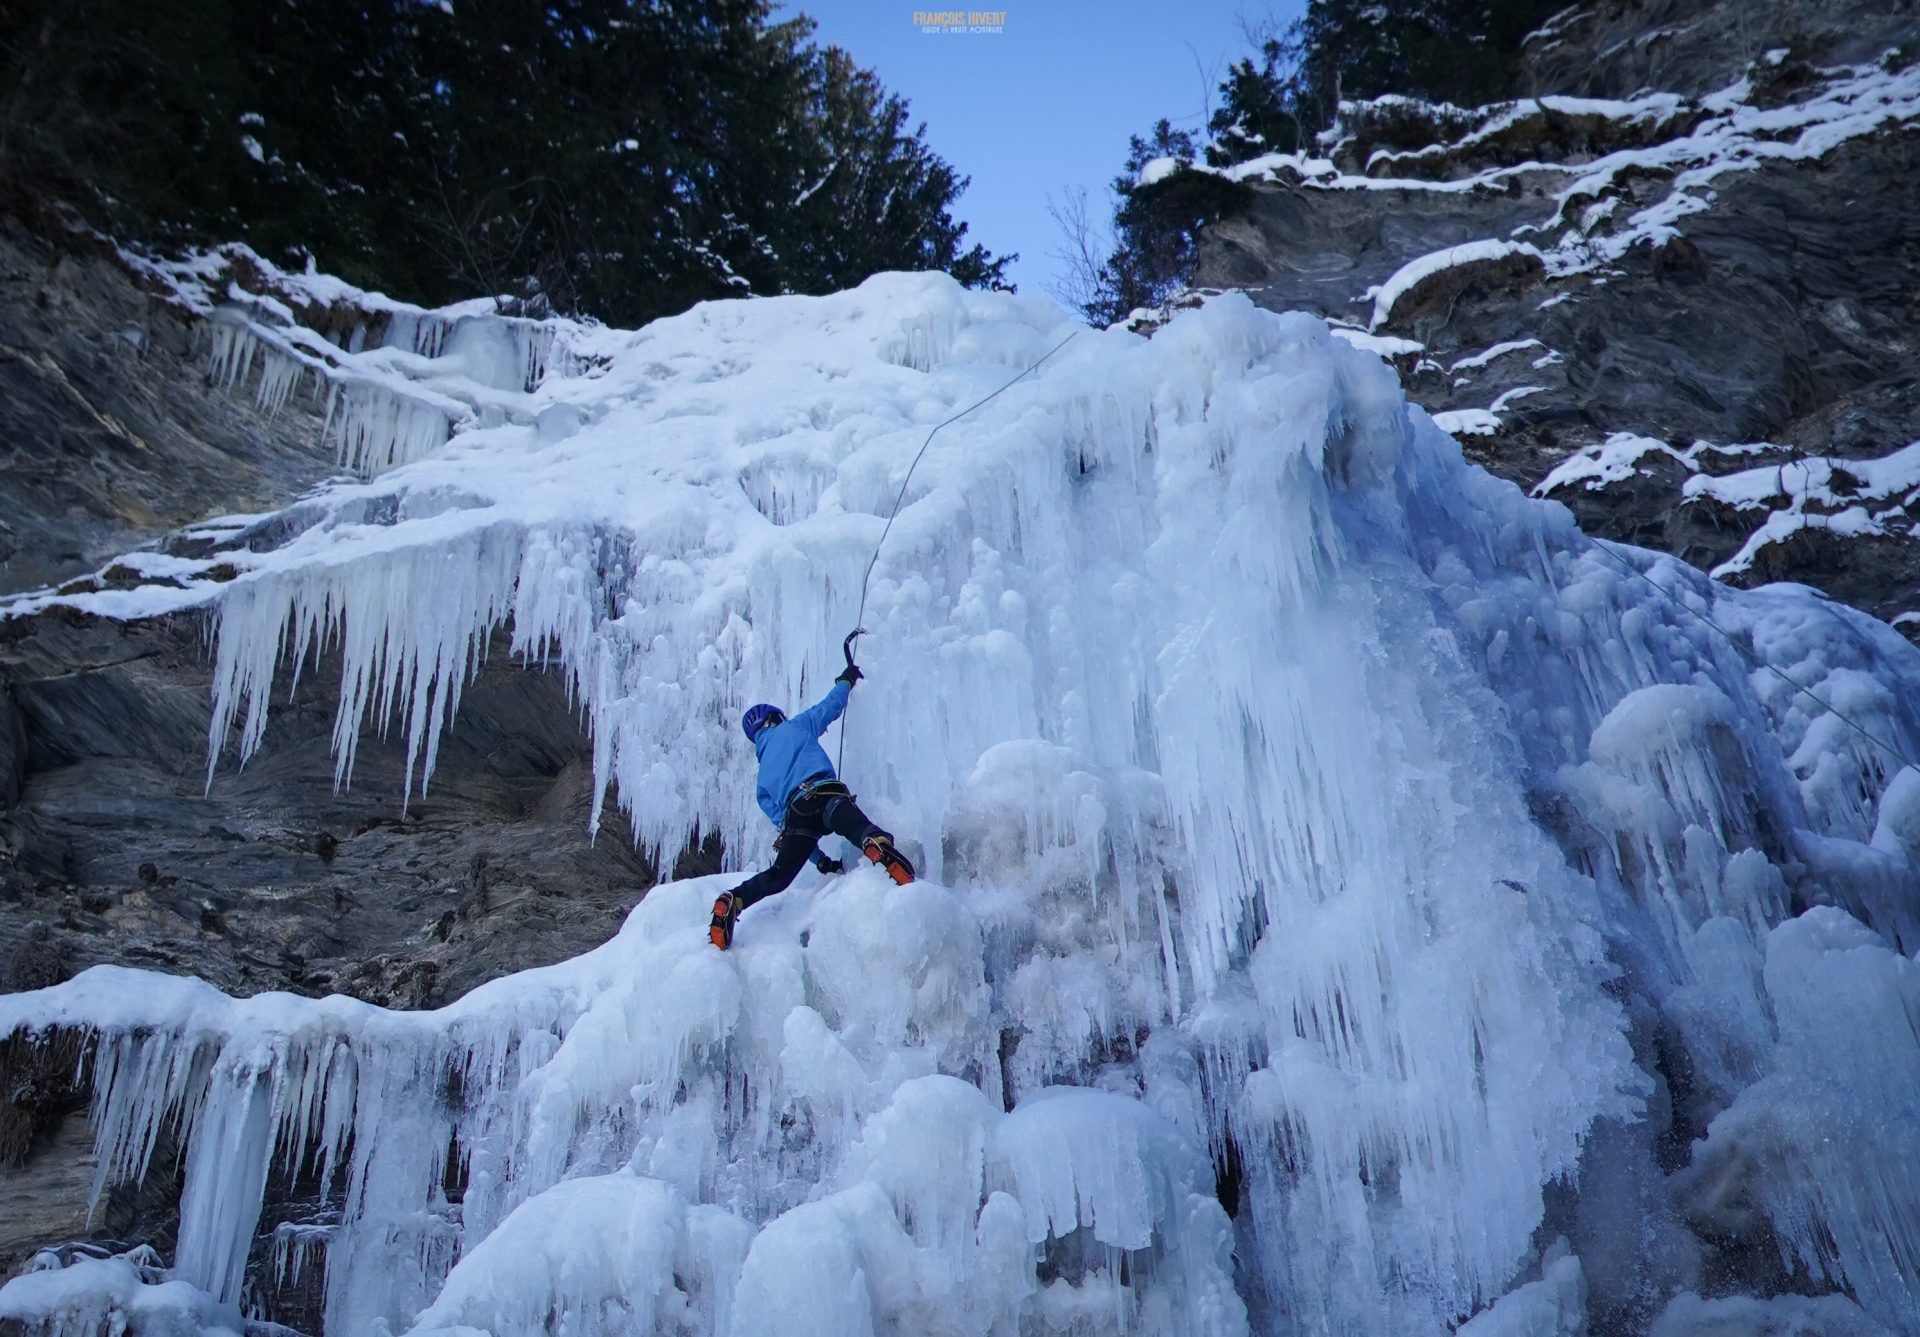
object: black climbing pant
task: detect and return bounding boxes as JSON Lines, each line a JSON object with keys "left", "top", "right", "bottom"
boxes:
{"left": 731, "top": 779, "right": 887, "bottom": 911}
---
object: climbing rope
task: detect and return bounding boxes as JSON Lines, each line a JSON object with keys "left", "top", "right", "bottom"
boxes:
{"left": 1579, "top": 534, "right": 1919, "bottom": 774}
{"left": 837, "top": 328, "right": 1080, "bottom": 770}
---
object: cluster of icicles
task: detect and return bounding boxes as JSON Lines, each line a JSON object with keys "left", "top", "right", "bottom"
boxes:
{"left": 2, "top": 260, "right": 1919, "bottom": 1336}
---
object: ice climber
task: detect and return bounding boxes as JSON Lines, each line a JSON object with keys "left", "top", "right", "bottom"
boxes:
{"left": 710, "top": 656, "right": 914, "bottom": 950}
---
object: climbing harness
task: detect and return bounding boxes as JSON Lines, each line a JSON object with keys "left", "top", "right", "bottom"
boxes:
{"left": 836, "top": 328, "right": 1081, "bottom": 771}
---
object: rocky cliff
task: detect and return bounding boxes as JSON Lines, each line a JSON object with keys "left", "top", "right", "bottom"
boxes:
{"left": 2, "top": 0, "right": 1918, "bottom": 1315}
{"left": 1186, "top": 0, "right": 1920, "bottom": 635}
{"left": 0, "top": 228, "right": 670, "bottom": 1285}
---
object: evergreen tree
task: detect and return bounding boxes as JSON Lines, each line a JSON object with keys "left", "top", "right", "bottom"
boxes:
{"left": 1077, "top": 0, "right": 1566, "bottom": 325}
{"left": 1082, "top": 121, "right": 1249, "bottom": 327}
{"left": 1206, "top": 35, "right": 1308, "bottom": 167}
{"left": 0, "top": 0, "right": 247, "bottom": 227}
{"left": 759, "top": 44, "right": 1006, "bottom": 295}
{"left": 1284, "top": 0, "right": 1564, "bottom": 121}
{"left": 0, "top": 0, "right": 1008, "bottom": 325}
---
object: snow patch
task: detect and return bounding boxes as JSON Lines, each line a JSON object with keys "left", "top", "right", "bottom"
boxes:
{"left": 1686, "top": 440, "right": 1920, "bottom": 577}
{"left": 1450, "top": 338, "right": 1544, "bottom": 373}
{"left": 1534, "top": 432, "right": 1692, "bottom": 494}
{"left": 1432, "top": 407, "right": 1503, "bottom": 436}
{"left": 1365, "top": 240, "right": 1544, "bottom": 329}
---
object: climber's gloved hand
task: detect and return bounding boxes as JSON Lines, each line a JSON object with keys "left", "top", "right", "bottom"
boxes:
{"left": 813, "top": 856, "right": 845, "bottom": 875}
{"left": 836, "top": 663, "right": 864, "bottom": 686}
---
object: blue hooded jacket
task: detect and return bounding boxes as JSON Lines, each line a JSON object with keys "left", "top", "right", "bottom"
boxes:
{"left": 752, "top": 680, "right": 851, "bottom": 827}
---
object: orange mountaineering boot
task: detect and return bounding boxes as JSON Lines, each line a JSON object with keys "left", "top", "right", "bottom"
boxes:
{"left": 861, "top": 834, "right": 915, "bottom": 886}
{"left": 709, "top": 892, "right": 739, "bottom": 949}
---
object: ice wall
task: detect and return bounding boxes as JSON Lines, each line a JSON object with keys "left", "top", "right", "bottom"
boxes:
{"left": 2, "top": 266, "right": 1918, "bottom": 1335}
{"left": 193, "top": 247, "right": 563, "bottom": 480}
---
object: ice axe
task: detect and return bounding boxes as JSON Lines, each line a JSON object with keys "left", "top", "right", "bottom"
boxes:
{"left": 834, "top": 627, "right": 866, "bottom": 770}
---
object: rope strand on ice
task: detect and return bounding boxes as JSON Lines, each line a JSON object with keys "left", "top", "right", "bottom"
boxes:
{"left": 837, "top": 328, "right": 1080, "bottom": 771}
{"left": 1584, "top": 536, "right": 1920, "bottom": 774}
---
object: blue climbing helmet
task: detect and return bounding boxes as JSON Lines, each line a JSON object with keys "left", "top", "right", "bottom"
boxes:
{"left": 741, "top": 703, "right": 784, "bottom": 741}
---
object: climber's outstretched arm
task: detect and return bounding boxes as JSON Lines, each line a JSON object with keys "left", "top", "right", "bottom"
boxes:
{"left": 788, "top": 678, "right": 852, "bottom": 738}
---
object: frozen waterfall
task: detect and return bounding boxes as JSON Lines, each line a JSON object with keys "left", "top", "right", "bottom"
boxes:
{"left": 2, "top": 255, "right": 1918, "bottom": 1335}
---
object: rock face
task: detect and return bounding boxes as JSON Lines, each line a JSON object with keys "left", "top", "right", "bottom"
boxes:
{"left": 0, "top": 227, "right": 668, "bottom": 1290}
{"left": 1188, "top": 0, "right": 1920, "bottom": 634}
{"left": 0, "top": 228, "right": 335, "bottom": 598}
{"left": 0, "top": 225, "right": 662, "bottom": 1013}
{"left": 0, "top": 606, "right": 660, "bottom": 1285}
{"left": 1, "top": 610, "right": 657, "bottom": 1007}
{"left": 1521, "top": 0, "right": 1916, "bottom": 99}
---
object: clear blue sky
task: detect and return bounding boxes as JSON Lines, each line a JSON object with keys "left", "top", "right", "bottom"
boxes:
{"left": 795, "top": 1, "right": 1304, "bottom": 307}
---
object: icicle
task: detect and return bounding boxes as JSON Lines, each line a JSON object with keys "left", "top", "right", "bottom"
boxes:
{"left": 206, "top": 311, "right": 312, "bottom": 417}
{"left": 270, "top": 1222, "right": 333, "bottom": 1294}
{"left": 255, "top": 342, "right": 305, "bottom": 415}
{"left": 322, "top": 379, "right": 453, "bottom": 476}
{"left": 13, "top": 268, "right": 1920, "bottom": 1335}
{"left": 1688, "top": 908, "right": 1920, "bottom": 1331}
{"left": 172, "top": 1047, "right": 278, "bottom": 1303}
{"left": 207, "top": 317, "right": 258, "bottom": 393}
{"left": 207, "top": 527, "right": 522, "bottom": 802}
{"left": 386, "top": 310, "right": 455, "bottom": 360}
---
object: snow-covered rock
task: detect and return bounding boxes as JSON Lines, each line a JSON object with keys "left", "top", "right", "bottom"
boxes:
{"left": 1188, "top": 17, "right": 1920, "bottom": 631}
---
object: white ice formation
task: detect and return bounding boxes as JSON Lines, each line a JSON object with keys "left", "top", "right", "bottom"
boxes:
{"left": 2, "top": 256, "right": 1918, "bottom": 1336}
